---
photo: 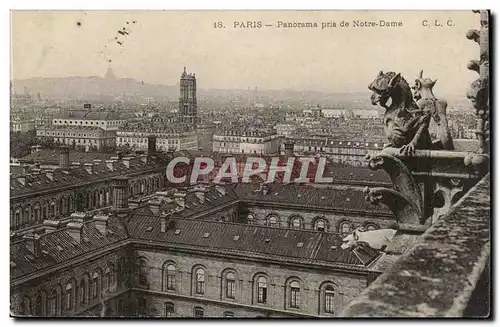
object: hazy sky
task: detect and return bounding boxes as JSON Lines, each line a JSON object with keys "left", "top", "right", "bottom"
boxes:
{"left": 11, "top": 10, "right": 480, "bottom": 94}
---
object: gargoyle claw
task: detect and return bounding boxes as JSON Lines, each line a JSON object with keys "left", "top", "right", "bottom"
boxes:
{"left": 400, "top": 143, "right": 416, "bottom": 156}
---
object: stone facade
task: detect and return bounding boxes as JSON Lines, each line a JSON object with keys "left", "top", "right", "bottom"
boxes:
{"left": 127, "top": 248, "right": 369, "bottom": 317}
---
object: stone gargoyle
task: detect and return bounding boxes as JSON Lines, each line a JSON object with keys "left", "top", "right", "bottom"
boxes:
{"left": 368, "top": 71, "right": 454, "bottom": 156}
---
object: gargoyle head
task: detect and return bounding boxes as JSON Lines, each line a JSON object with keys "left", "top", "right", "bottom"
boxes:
{"left": 366, "top": 154, "right": 385, "bottom": 171}
{"left": 363, "top": 186, "right": 383, "bottom": 205}
{"left": 466, "top": 79, "right": 482, "bottom": 110}
{"left": 368, "top": 71, "right": 402, "bottom": 108}
{"left": 412, "top": 70, "right": 437, "bottom": 101}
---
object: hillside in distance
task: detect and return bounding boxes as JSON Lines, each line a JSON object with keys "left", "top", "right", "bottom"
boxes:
{"left": 12, "top": 75, "right": 376, "bottom": 106}
{"left": 12, "top": 75, "right": 471, "bottom": 109}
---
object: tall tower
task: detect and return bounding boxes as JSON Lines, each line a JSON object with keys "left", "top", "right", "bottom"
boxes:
{"left": 179, "top": 67, "right": 197, "bottom": 124}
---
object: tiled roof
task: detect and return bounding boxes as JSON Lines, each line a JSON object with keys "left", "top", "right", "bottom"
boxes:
{"left": 11, "top": 156, "right": 167, "bottom": 197}
{"left": 234, "top": 183, "right": 392, "bottom": 215}
{"left": 10, "top": 216, "right": 129, "bottom": 280}
{"left": 127, "top": 215, "right": 375, "bottom": 267}
{"left": 19, "top": 150, "right": 114, "bottom": 165}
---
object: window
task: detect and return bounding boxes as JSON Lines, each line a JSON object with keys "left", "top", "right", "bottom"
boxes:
{"left": 224, "top": 311, "right": 235, "bottom": 317}
{"left": 49, "top": 290, "right": 59, "bottom": 316}
{"left": 35, "top": 294, "right": 45, "bottom": 316}
{"left": 79, "top": 279, "right": 86, "bottom": 304}
{"left": 365, "top": 224, "right": 378, "bottom": 231}
{"left": 226, "top": 272, "right": 236, "bottom": 299}
{"left": 19, "top": 297, "right": 31, "bottom": 316}
{"left": 340, "top": 222, "right": 352, "bottom": 237}
{"left": 195, "top": 268, "right": 205, "bottom": 295}
{"left": 315, "top": 220, "right": 326, "bottom": 232}
{"left": 290, "top": 281, "right": 300, "bottom": 309}
{"left": 164, "top": 302, "right": 175, "bottom": 317}
{"left": 268, "top": 215, "right": 278, "bottom": 227}
{"left": 105, "top": 266, "right": 114, "bottom": 291}
{"left": 65, "top": 282, "right": 73, "bottom": 311}
{"left": 91, "top": 273, "right": 99, "bottom": 299}
{"left": 137, "top": 259, "right": 149, "bottom": 287}
{"left": 257, "top": 276, "right": 268, "bottom": 304}
{"left": 290, "top": 217, "right": 302, "bottom": 229}
{"left": 165, "top": 264, "right": 176, "bottom": 291}
{"left": 194, "top": 307, "right": 204, "bottom": 318}
{"left": 324, "top": 285, "right": 335, "bottom": 313}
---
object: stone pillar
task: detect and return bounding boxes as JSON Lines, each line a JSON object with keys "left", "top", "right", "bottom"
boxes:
{"left": 467, "top": 10, "right": 489, "bottom": 154}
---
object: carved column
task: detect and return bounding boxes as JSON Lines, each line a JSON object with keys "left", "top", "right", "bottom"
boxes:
{"left": 467, "top": 10, "right": 490, "bottom": 155}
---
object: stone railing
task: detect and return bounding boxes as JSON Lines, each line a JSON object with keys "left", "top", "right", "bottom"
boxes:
{"left": 340, "top": 173, "right": 490, "bottom": 317}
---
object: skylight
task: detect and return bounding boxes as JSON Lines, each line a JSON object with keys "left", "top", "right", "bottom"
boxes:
{"left": 233, "top": 235, "right": 240, "bottom": 241}
{"left": 203, "top": 232, "right": 210, "bottom": 238}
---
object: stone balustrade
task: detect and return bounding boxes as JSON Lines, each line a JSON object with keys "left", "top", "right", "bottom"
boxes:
{"left": 340, "top": 173, "right": 490, "bottom": 317}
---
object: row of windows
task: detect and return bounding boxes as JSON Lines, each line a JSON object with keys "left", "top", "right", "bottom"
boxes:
{"left": 18, "top": 258, "right": 126, "bottom": 316}
{"left": 54, "top": 120, "right": 123, "bottom": 126}
{"left": 136, "top": 260, "right": 340, "bottom": 315}
{"left": 248, "top": 214, "right": 379, "bottom": 235}
{"left": 118, "top": 138, "right": 180, "bottom": 144}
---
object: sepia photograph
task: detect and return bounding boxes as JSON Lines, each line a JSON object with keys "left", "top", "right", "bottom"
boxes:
{"left": 9, "top": 9, "right": 490, "bottom": 319}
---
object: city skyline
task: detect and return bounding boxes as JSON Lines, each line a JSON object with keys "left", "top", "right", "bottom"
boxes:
{"left": 11, "top": 10, "right": 479, "bottom": 95}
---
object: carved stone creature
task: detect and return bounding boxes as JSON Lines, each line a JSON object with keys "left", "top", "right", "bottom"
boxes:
{"left": 364, "top": 152, "right": 425, "bottom": 224}
{"left": 341, "top": 227, "right": 397, "bottom": 250}
{"left": 368, "top": 71, "right": 432, "bottom": 156}
{"left": 412, "top": 70, "right": 454, "bottom": 150}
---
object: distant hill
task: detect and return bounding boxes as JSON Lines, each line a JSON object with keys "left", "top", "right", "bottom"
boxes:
{"left": 12, "top": 76, "right": 376, "bottom": 107}
{"left": 12, "top": 75, "right": 468, "bottom": 109}
{"left": 12, "top": 76, "right": 178, "bottom": 102}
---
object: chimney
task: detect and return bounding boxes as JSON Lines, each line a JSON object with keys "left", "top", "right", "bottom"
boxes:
{"left": 122, "top": 157, "right": 131, "bottom": 168}
{"left": 117, "top": 151, "right": 123, "bottom": 160}
{"left": 22, "top": 165, "right": 29, "bottom": 175}
{"left": 67, "top": 220, "right": 84, "bottom": 243}
{"left": 215, "top": 185, "right": 226, "bottom": 196}
{"left": 59, "top": 146, "right": 70, "bottom": 168}
{"left": 148, "top": 199, "right": 161, "bottom": 215}
{"left": 194, "top": 185, "right": 206, "bottom": 203}
{"left": 23, "top": 233, "right": 41, "bottom": 256}
{"left": 71, "top": 162, "right": 81, "bottom": 169}
{"left": 93, "top": 159, "right": 102, "bottom": 165}
{"left": 160, "top": 211, "right": 168, "bottom": 232}
{"left": 140, "top": 154, "right": 148, "bottom": 164}
{"left": 106, "top": 160, "right": 116, "bottom": 171}
{"left": 174, "top": 192, "right": 186, "bottom": 208}
{"left": 262, "top": 184, "right": 270, "bottom": 195}
{"left": 93, "top": 214, "right": 109, "bottom": 235}
{"left": 148, "top": 135, "right": 157, "bottom": 154}
{"left": 43, "top": 219, "right": 60, "bottom": 233}
{"left": 84, "top": 163, "right": 93, "bottom": 175}
{"left": 45, "top": 170, "right": 54, "bottom": 181}
{"left": 111, "top": 176, "right": 130, "bottom": 213}
{"left": 17, "top": 176, "right": 26, "bottom": 186}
